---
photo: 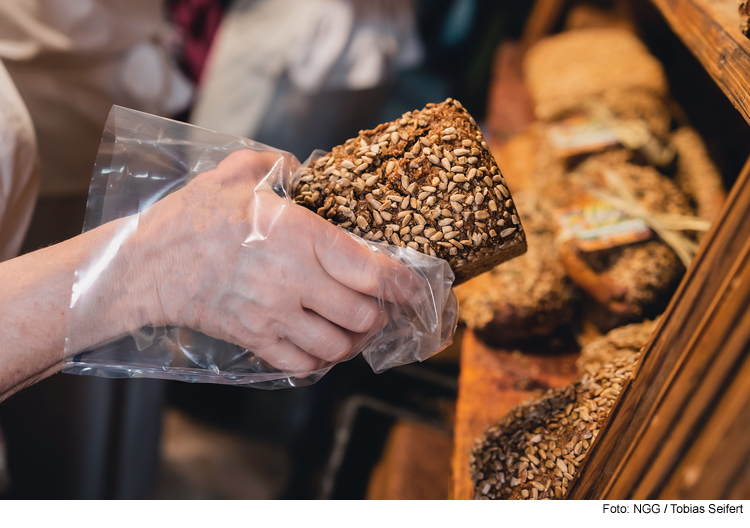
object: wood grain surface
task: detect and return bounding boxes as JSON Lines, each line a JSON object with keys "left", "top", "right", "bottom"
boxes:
{"left": 649, "top": 0, "right": 750, "bottom": 125}
{"left": 367, "top": 420, "right": 453, "bottom": 500}
{"left": 450, "top": 331, "right": 579, "bottom": 499}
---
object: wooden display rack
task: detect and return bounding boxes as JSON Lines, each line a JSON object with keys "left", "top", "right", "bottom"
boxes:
{"left": 451, "top": 0, "right": 750, "bottom": 500}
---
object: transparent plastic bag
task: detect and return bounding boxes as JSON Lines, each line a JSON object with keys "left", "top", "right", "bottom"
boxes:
{"left": 63, "top": 106, "right": 458, "bottom": 389}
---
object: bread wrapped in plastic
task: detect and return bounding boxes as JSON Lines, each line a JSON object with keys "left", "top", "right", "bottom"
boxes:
{"left": 294, "top": 99, "right": 528, "bottom": 285}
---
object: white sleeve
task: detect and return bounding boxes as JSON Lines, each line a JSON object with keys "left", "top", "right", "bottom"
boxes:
{"left": 0, "top": 59, "right": 39, "bottom": 262}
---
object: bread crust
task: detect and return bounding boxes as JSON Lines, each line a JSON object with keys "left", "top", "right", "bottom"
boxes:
{"left": 295, "top": 99, "right": 527, "bottom": 284}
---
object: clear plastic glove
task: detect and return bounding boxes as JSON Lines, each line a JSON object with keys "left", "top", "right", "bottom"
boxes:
{"left": 64, "top": 106, "right": 457, "bottom": 388}
{"left": 137, "top": 150, "right": 417, "bottom": 374}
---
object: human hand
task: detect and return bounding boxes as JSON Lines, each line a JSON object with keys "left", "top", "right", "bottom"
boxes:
{"left": 135, "top": 150, "right": 418, "bottom": 374}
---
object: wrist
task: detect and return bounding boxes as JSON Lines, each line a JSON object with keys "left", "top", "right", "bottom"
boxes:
{"left": 130, "top": 193, "right": 196, "bottom": 329}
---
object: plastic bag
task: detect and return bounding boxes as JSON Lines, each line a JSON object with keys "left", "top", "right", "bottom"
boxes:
{"left": 63, "top": 106, "right": 458, "bottom": 389}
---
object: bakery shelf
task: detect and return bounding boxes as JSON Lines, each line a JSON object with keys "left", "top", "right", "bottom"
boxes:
{"left": 648, "top": 0, "right": 750, "bottom": 125}
{"left": 570, "top": 156, "right": 750, "bottom": 499}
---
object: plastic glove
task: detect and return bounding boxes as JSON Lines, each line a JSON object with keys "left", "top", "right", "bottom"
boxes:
{"left": 135, "top": 150, "right": 418, "bottom": 374}
{"left": 64, "top": 106, "right": 457, "bottom": 388}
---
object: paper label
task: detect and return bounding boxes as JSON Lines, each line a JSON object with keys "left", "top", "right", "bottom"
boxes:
{"left": 558, "top": 199, "right": 652, "bottom": 251}
{"left": 546, "top": 116, "right": 620, "bottom": 158}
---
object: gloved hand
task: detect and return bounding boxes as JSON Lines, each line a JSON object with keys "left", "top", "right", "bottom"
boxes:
{"left": 136, "top": 150, "right": 418, "bottom": 373}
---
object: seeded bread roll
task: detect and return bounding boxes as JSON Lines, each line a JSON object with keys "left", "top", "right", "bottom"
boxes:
{"left": 456, "top": 194, "right": 577, "bottom": 341}
{"left": 470, "top": 319, "right": 656, "bottom": 500}
{"left": 295, "top": 99, "right": 527, "bottom": 284}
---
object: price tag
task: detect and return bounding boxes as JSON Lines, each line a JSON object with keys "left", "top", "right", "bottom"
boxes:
{"left": 546, "top": 116, "right": 620, "bottom": 158}
{"left": 557, "top": 199, "right": 652, "bottom": 251}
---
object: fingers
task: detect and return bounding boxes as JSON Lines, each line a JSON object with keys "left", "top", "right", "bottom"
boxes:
{"left": 310, "top": 218, "right": 421, "bottom": 303}
{"left": 212, "top": 149, "right": 291, "bottom": 187}
{"left": 257, "top": 337, "right": 324, "bottom": 374}
{"left": 284, "top": 309, "right": 359, "bottom": 364}
{"left": 301, "top": 272, "right": 384, "bottom": 334}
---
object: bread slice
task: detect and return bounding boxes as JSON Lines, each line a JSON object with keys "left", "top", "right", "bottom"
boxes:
{"left": 294, "top": 98, "right": 527, "bottom": 284}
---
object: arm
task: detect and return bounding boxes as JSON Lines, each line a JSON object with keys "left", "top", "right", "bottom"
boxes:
{"left": 0, "top": 218, "right": 155, "bottom": 402}
{"left": 0, "top": 150, "right": 414, "bottom": 401}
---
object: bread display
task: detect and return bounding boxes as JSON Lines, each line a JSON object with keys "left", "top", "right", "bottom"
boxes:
{"left": 517, "top": 29, "right": 723, "bottom": 324}
{"left": 470, "top": 319, "right": 657, "bottom": 500}
{"left": 458, "top": 14, "right": 734, "bottom": 502}
{"left": 456, "top": 194, "right": 577, "bottom": 341}
{"left": 295, "top": 99, "right": 527, "bottom": 284}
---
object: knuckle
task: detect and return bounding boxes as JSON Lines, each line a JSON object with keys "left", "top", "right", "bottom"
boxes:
{"left": 351, "top": 253, "right": 381, "bottom": 293}
{"left": 225, "top": 149, "right": 260, "bottom": 168}
{"left": 325, "top": 330, "right": 354, "bottom": 362}
{"left": 352, "top": 299, "right": 381, "bottom": 333}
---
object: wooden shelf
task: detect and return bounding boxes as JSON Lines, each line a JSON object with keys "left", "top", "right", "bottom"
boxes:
{"left": 569, "top": 157, "right": 750, "bottom": 499}
{"left": 367, "top": 420, "right": 453, "bottom": 500}
{"left": 649, "top": 0, "right": 750, "bottom": 125}
{"left": 450, "top": 332, "right": 579, "bottom": 500}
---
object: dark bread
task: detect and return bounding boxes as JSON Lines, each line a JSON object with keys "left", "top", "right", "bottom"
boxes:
{"left": 294, "top": 98, "right": 527, "bottom": 284}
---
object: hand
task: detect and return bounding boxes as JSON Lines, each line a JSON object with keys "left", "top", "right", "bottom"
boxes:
{"left": 135, "top": 150, "right": 417, "bottom": 374}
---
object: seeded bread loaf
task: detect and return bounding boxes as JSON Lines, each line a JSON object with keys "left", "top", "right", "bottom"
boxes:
{"left": 574, "top": 153, "right": 691, "bottom": 317}
{"left": 456, "top": 194, "right": 577, "bottom": 341}
{"left": 523, "top": 29, "right": 668, "bottom": 122}
{"left": 295, "top": 99, "right": 527, "bottom": 284}
{"left": 470, "top": 319, "right": 657, "bottom": 500}
{"left": 537, "top": 150, "right": 691, "bottom": 321}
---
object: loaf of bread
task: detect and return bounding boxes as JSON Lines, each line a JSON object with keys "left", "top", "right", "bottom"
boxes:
{"left": 524, "top": 29, "right": 668, "bottom": 122}
{"left": 537, "top": 150, "right": 691, "bottom": 321}
{"left": 456, "top": 194, "right": 577, "bottom": 341}
{"left": 295, "top": 99, "right": 527, "bottom": 284}
{"left": 470, "top": 319, "right": 657, "bottom": 500}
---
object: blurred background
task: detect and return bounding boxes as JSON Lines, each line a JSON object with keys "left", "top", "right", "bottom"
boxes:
{"left": 1, "top": 0, "right": 748, "bottom": 500}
